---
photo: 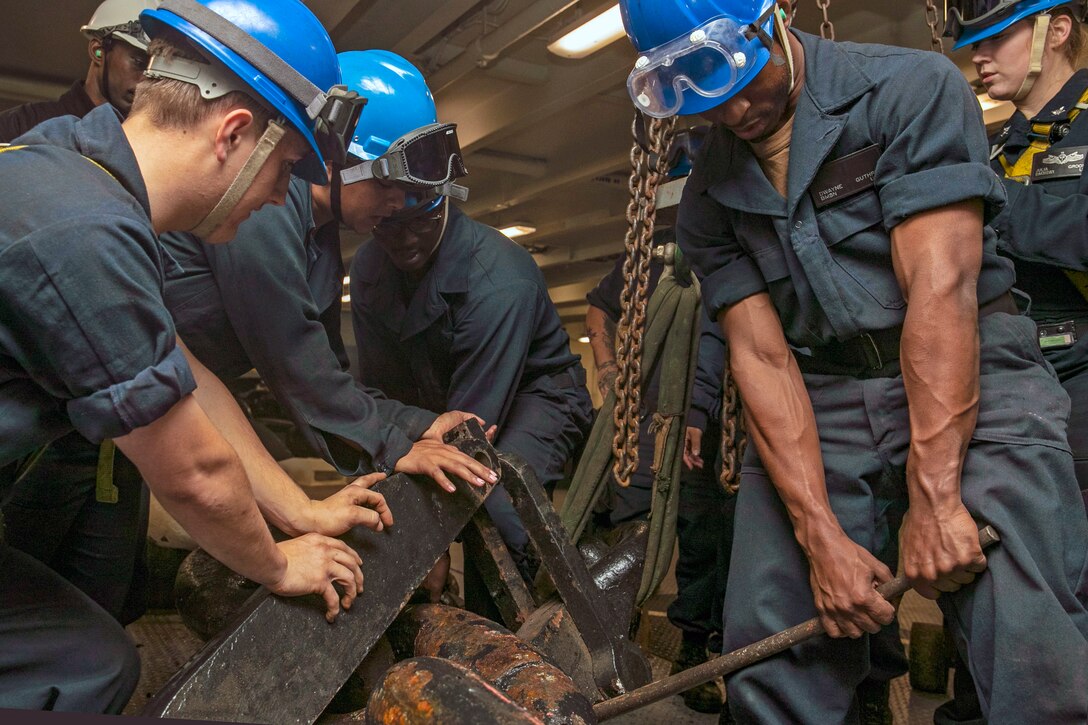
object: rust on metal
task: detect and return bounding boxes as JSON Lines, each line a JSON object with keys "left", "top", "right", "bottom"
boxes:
{"left": 461, "top": 507, "right": 537, "bottom": 630}
{"left": 365, "top": 657, "right": 544, "bottom": 725}
{"left": 390, "top": 604, "right": 596, "bottom": 725}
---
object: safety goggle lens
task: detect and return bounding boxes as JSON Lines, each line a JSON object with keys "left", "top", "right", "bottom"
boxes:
{"left": 399, "top": 126, "right": 466, "bottom": 184}
{"left": 630, "top": 44, "right": 741, "bottom": 115}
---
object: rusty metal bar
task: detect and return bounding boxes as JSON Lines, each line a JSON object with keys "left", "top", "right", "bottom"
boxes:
{"left": 390, "top": 604, "right": 595, "bottom": 725}
{"left": 594, "top": 526, "right": 1002, "bottom": 720}
{"left": 142, "top": 422, "right": 499, "bottom": 724}
{"left": 365, "top": 657, "right": 544, "bottom": 725}
{"left": 460, "top": 507, "right": 537, "bottom": 631}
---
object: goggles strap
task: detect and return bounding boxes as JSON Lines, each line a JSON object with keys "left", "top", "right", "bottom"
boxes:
{"left": 330, "top": 163, "right": 345, "bottom": 225}
{"left": 191, "top": 119, "right": 286, "bottom": 238}
{"left": 433, "top": 197, "right": 450, "bottom": 252}
{"left": 1013, "top": 13, "right": 1051, "bottom": 102}
{"left": 439, "top": 182, "right": 470, "bottom": 202}
{"left": 340, "top": 159, "right": 382, "bottom": 185}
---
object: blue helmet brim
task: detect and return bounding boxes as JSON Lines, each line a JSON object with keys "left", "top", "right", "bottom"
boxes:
{"left": 141, "top": 8, "right": 329, "bottom": 185}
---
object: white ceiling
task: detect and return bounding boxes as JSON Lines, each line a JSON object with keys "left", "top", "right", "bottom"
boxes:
{"left": 0, "top": 0, "right": 1011, "bottom": 330}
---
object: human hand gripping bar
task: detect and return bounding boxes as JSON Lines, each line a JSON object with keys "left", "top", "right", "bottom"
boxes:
{"left": 593, "top": 524, "right": 1001, "bottom": 721}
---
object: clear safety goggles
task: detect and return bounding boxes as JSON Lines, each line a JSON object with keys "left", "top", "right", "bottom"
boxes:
{"left": 340, "top": 123, "right": 468, "bottom": 188}
{"left": 627, "top": 12, "right": 773, "bottom": 119}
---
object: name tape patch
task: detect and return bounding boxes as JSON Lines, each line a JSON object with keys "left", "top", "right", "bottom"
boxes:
{"left": 1031, "top": 146, "right": 1087, "bottom": 182}
{"left": 810, "top": 144, "right": 881, "bottom": 210}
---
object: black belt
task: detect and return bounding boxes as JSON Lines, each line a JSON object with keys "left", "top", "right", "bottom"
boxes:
{"left": 796, "top": 292, "right": 1017, "bottom": 378}
{"left": 549, "top": 366, "right": 585, "bottom": 390}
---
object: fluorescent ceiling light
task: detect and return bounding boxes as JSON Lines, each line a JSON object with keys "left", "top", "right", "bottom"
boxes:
{"left": 578, "top": 334, "right": 591, "bottom": 343}
{"left": 499, "top": 224, "right": 537, "bottom": 239}
{"left": 547, "top": 4, "right": 625, "bottom": 59}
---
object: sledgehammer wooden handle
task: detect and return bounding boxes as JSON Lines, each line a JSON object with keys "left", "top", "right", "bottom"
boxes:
{"left": 593, "top": 525, "right": 1000, "bottom": 721}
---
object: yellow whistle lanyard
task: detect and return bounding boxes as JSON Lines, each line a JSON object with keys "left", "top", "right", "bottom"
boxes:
{"left": 992, "top": 85, "right": 1088, "bottom": 305}
{"left": 994, "top": 85, "right": 1088, "bottom": 179}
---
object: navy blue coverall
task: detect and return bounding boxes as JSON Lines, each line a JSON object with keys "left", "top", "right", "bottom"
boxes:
{"left": 350, "top": 205, "right": 593, "bottom": 563}
{"left": 160, "top": 177, "right": 437, "bottom": 477}
{"left": 677, "top": 31, "right": 1088, "bottom": 723}
{"left": 0, "top": 106, "right": 191, "bottom": 712}
{"left": 0, "top": 81, "right": 96, "bottom": 143}
{"left": 1, "top": 77, "right": 148, "bottom": 628}
{"left": 989, "top": 68, "right": 1088, "bottom": 507}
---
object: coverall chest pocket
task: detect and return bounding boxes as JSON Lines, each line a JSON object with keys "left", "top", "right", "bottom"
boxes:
{"left": 815, "top": 190, "right": 905, "bottom": 310}
{"left": 736, "top": 215, "right": 791, "bottom": 284}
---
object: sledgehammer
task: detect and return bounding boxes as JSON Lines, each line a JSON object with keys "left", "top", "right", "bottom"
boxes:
{"left": 593, "top": 525, "right": 1000, "bottom": 720}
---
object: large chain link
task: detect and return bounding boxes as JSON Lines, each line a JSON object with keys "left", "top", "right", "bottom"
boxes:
{"left": 816, "top": 0, "right": 835, "bottom": 40}
{"left": 612, "top": 113, "right": 676, "bottom": 487}
{"left": 925, "top": 0, "right": 945, "bottom": 53}
{"left": 718, "top": 361, "right": 747, "bottom": 495}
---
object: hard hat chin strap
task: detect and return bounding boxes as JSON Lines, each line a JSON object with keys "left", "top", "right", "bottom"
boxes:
{"left": 191, "top": 119, "right": 286, "bottom": 238}
{"left": 1013, "top": 13, "right": 1051, "bottom": 102}
{"left": 772, "top": 8, "right": 795, "bottom": 91}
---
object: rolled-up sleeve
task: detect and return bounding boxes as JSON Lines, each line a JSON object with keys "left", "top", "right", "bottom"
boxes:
{"left": 874, "top": 52, "right": 1006, "bottom": 230}
{"left": 1, "top": 216, "right": 195, "bottom": 442}
{"left": 677, "top": 183, "right": 764, "bottom": 319}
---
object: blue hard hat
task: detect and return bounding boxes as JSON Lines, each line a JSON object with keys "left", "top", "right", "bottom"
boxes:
{"left": 339, "top": 50, "right": 452, "bottom": 217}
{"left": 949, "top": 0, "right": 1079, "bottom": 50}
{"left": 141, "top": 0, "right": 341, "bottom": 184}
{"left": 620, "top": 0, "right": 777, "bottom": 116}
{"left": 338, "top": 50, "right": 438, "bottom": 162}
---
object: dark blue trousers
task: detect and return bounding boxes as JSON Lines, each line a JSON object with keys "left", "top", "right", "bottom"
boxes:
{"left": 0, "top": 545, "right": 140, "bottom": 712}
{"left": 2, "top": 431, "right": 149, "bottom": 625}
{"left": 487, "top": 373, "right": 592, "bottom": 563}
{"left": 723, "top": 313, "right": 1088, "bottom": 723}
{"left": 1044, "top": 334, "right": 1088, "bottom": 508}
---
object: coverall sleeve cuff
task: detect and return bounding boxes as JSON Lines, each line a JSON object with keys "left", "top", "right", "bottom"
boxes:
{"left": 373, "top": 436, "right": 414, "bottom": 477}
{"left": 400, "top": 410, "right": 438, "bottom": 442}
{"left": 989, "top": 178, "right": 1023, "bottom": 234}
{"left": 702, "top": 262, "right": 766, "bottom": 320}
{"left": 879, "top": 162, "right": 1007, "bottom": 230}
{"left": 685, "top": 407, "right": 709, "bottom": 432}
{"left": 67, "top": 345, "right": 196, "bottom": 442}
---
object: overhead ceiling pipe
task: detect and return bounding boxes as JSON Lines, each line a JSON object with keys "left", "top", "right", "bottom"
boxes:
{"left": 427, "top": 0, "right": 580, "bottom": 94}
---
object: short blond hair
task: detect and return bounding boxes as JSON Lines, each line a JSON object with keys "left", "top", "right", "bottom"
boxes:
{"left": 1053, "top": 6, "right": 1087, "bottom": 65}
{"left": 129, "top": 27, "right": 274, "bottom": 130}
